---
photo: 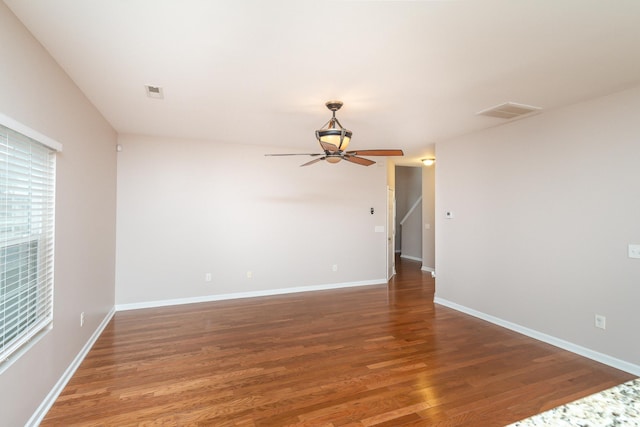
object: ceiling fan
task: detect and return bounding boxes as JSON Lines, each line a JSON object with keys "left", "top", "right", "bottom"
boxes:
{"left": 265, "top": 101, "right": 404, "bottom": 166}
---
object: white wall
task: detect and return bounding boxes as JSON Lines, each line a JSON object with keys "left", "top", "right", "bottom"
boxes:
{"left": 115, "top": 135, "right": 389, "bottom": 306}
{"left": 435, "top": 85, "right": 640, "bottom": 368}
{"left": 422, "top": 164, "right": 435, "bottom": 270}
{"left": 0, "top": 4, "right": 117, "bottom": 426}
{"left": 400, "top": 202, "right": 422, "bottom": 261}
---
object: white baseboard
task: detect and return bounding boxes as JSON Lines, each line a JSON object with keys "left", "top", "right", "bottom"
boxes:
{"left": 434, "top": 296, "right": 640, "bottom": 376}
{"left": 27, "top": 306, "right": 116, "bottom": 427}
{"left": 421, "top": 266, "right": 435, "bottom": 273}
{"left": 400, "top": 254, "right": 422, "bottom": 263}
{"left": 116, "top": 279, "right": 387, "bottom": 311}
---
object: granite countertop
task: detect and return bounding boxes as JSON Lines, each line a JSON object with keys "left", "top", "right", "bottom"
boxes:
{"left": 507, "top": 378, "right": 640, "bottom": 426}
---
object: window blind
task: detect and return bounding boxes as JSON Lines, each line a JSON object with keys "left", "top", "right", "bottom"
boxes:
{"left": 0, "top": 123, "right": 56, "bottom": 367}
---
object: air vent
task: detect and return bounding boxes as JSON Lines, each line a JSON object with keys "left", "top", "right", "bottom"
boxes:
{"left": 145, "top": 85, "right": 164, "bottom": 99}
{"left": 476, "top": 102, "right": 541, "bottom": 119}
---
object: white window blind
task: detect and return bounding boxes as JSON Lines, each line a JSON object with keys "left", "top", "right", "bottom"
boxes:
{"left": 0, "top": 122, "right": 57, "bottom": 367}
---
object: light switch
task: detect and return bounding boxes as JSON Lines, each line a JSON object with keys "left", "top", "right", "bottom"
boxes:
{"left": 629, "top": 244, "right": 640, "bottom": 259}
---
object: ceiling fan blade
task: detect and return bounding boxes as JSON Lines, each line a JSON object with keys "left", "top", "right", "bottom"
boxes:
{"left": 343, "top": 155, "right": 375, "bottom": 166}
{"left": 265, "top": 153, "right": 324, "bottom": 157}
{"left": 345, "top": 149, "right": 404, "bottom": 156}
{"left": 319, "top": 141, "right": 339, "bottom": 152}
{"left": 300, "top": 157, "right": 326, "bottom": 167}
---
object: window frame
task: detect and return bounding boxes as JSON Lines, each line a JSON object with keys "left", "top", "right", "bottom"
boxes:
{"left": 0, "top": 113, "right": 61, "bottom": 372}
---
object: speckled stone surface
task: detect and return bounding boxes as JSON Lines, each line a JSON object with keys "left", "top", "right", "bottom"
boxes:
{"left": 507, "top": 378, "right": 640, "bottom": 426}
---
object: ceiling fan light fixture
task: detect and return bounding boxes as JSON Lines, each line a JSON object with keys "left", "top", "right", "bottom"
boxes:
{"left": 316, "top": 128, "right": 352, "bottom": 152}
{"left": 316, "top": 100, "right": 352, "bottom": 151}
{"left": 265, "top": 100, "right": 403, "bottom": 167}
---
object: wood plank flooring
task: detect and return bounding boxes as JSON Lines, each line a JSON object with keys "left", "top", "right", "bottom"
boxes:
{"left": 42, "top": 258, "right": 634, "bottom": 426}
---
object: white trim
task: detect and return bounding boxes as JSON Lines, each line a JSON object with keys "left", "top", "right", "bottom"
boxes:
{"left": 116, "top": 279, "right": 387, "bottom": 311}
{"left": 0, "top": 113, "right": 63, "bottom": 152}
{"left": 400, "top": 254, "right": 422, "bottom": 263}
{"left": 421, "top": 266, "right": 435, "bottom": 273}
{"left": 434, "top": 297, "right": 640, "bottom": 376}
{"left": 26, "top": 307, "right": 116, "bottom": 427}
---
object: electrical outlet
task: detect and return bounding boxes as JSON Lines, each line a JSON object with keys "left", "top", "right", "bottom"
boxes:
{"left": 332, "top": 264, "right": 338, "bottom": 272}
{"left": 205, "top": 273, "right": 212, "bottom": 282}
{"left": 80, "top": 312, "right": 85, "bottom": 327}
{"left": 595, "top": 314, "right": 606, "bottom": 330}
{"left": 629, "top": 244, "right": 640, "bottom": 259}
{"left": 247, "top": 271, "right": 252, "bottom": 279}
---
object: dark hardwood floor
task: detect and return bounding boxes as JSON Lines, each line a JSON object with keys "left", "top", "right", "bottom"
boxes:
{"left": 42, "top": 257, "right": 634, "bottom": 426}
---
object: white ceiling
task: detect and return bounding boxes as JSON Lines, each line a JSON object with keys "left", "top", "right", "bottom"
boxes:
{"left": 5, "top": 0, "right": 640, "bottom": 165}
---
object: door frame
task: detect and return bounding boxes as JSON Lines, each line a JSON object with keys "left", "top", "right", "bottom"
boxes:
{"left": 387, "top": 186, "right": 396, "bottom": 280}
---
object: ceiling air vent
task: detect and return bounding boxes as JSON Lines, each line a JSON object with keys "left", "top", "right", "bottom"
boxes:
{"left": 476, "top": 102, "right": 541, "bottom": 119}
{"left": 145, "top": 85, "right": 164, "bottom": 99}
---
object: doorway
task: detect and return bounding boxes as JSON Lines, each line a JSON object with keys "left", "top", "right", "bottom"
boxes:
{"left": 395, "top": 166, "right": 423, "bottom": 262}
{"left": 387, "top": 187, "right": 396, "bottom": 280}
{"left": 390, "top": 164, "right": 436, "bottom": 277}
